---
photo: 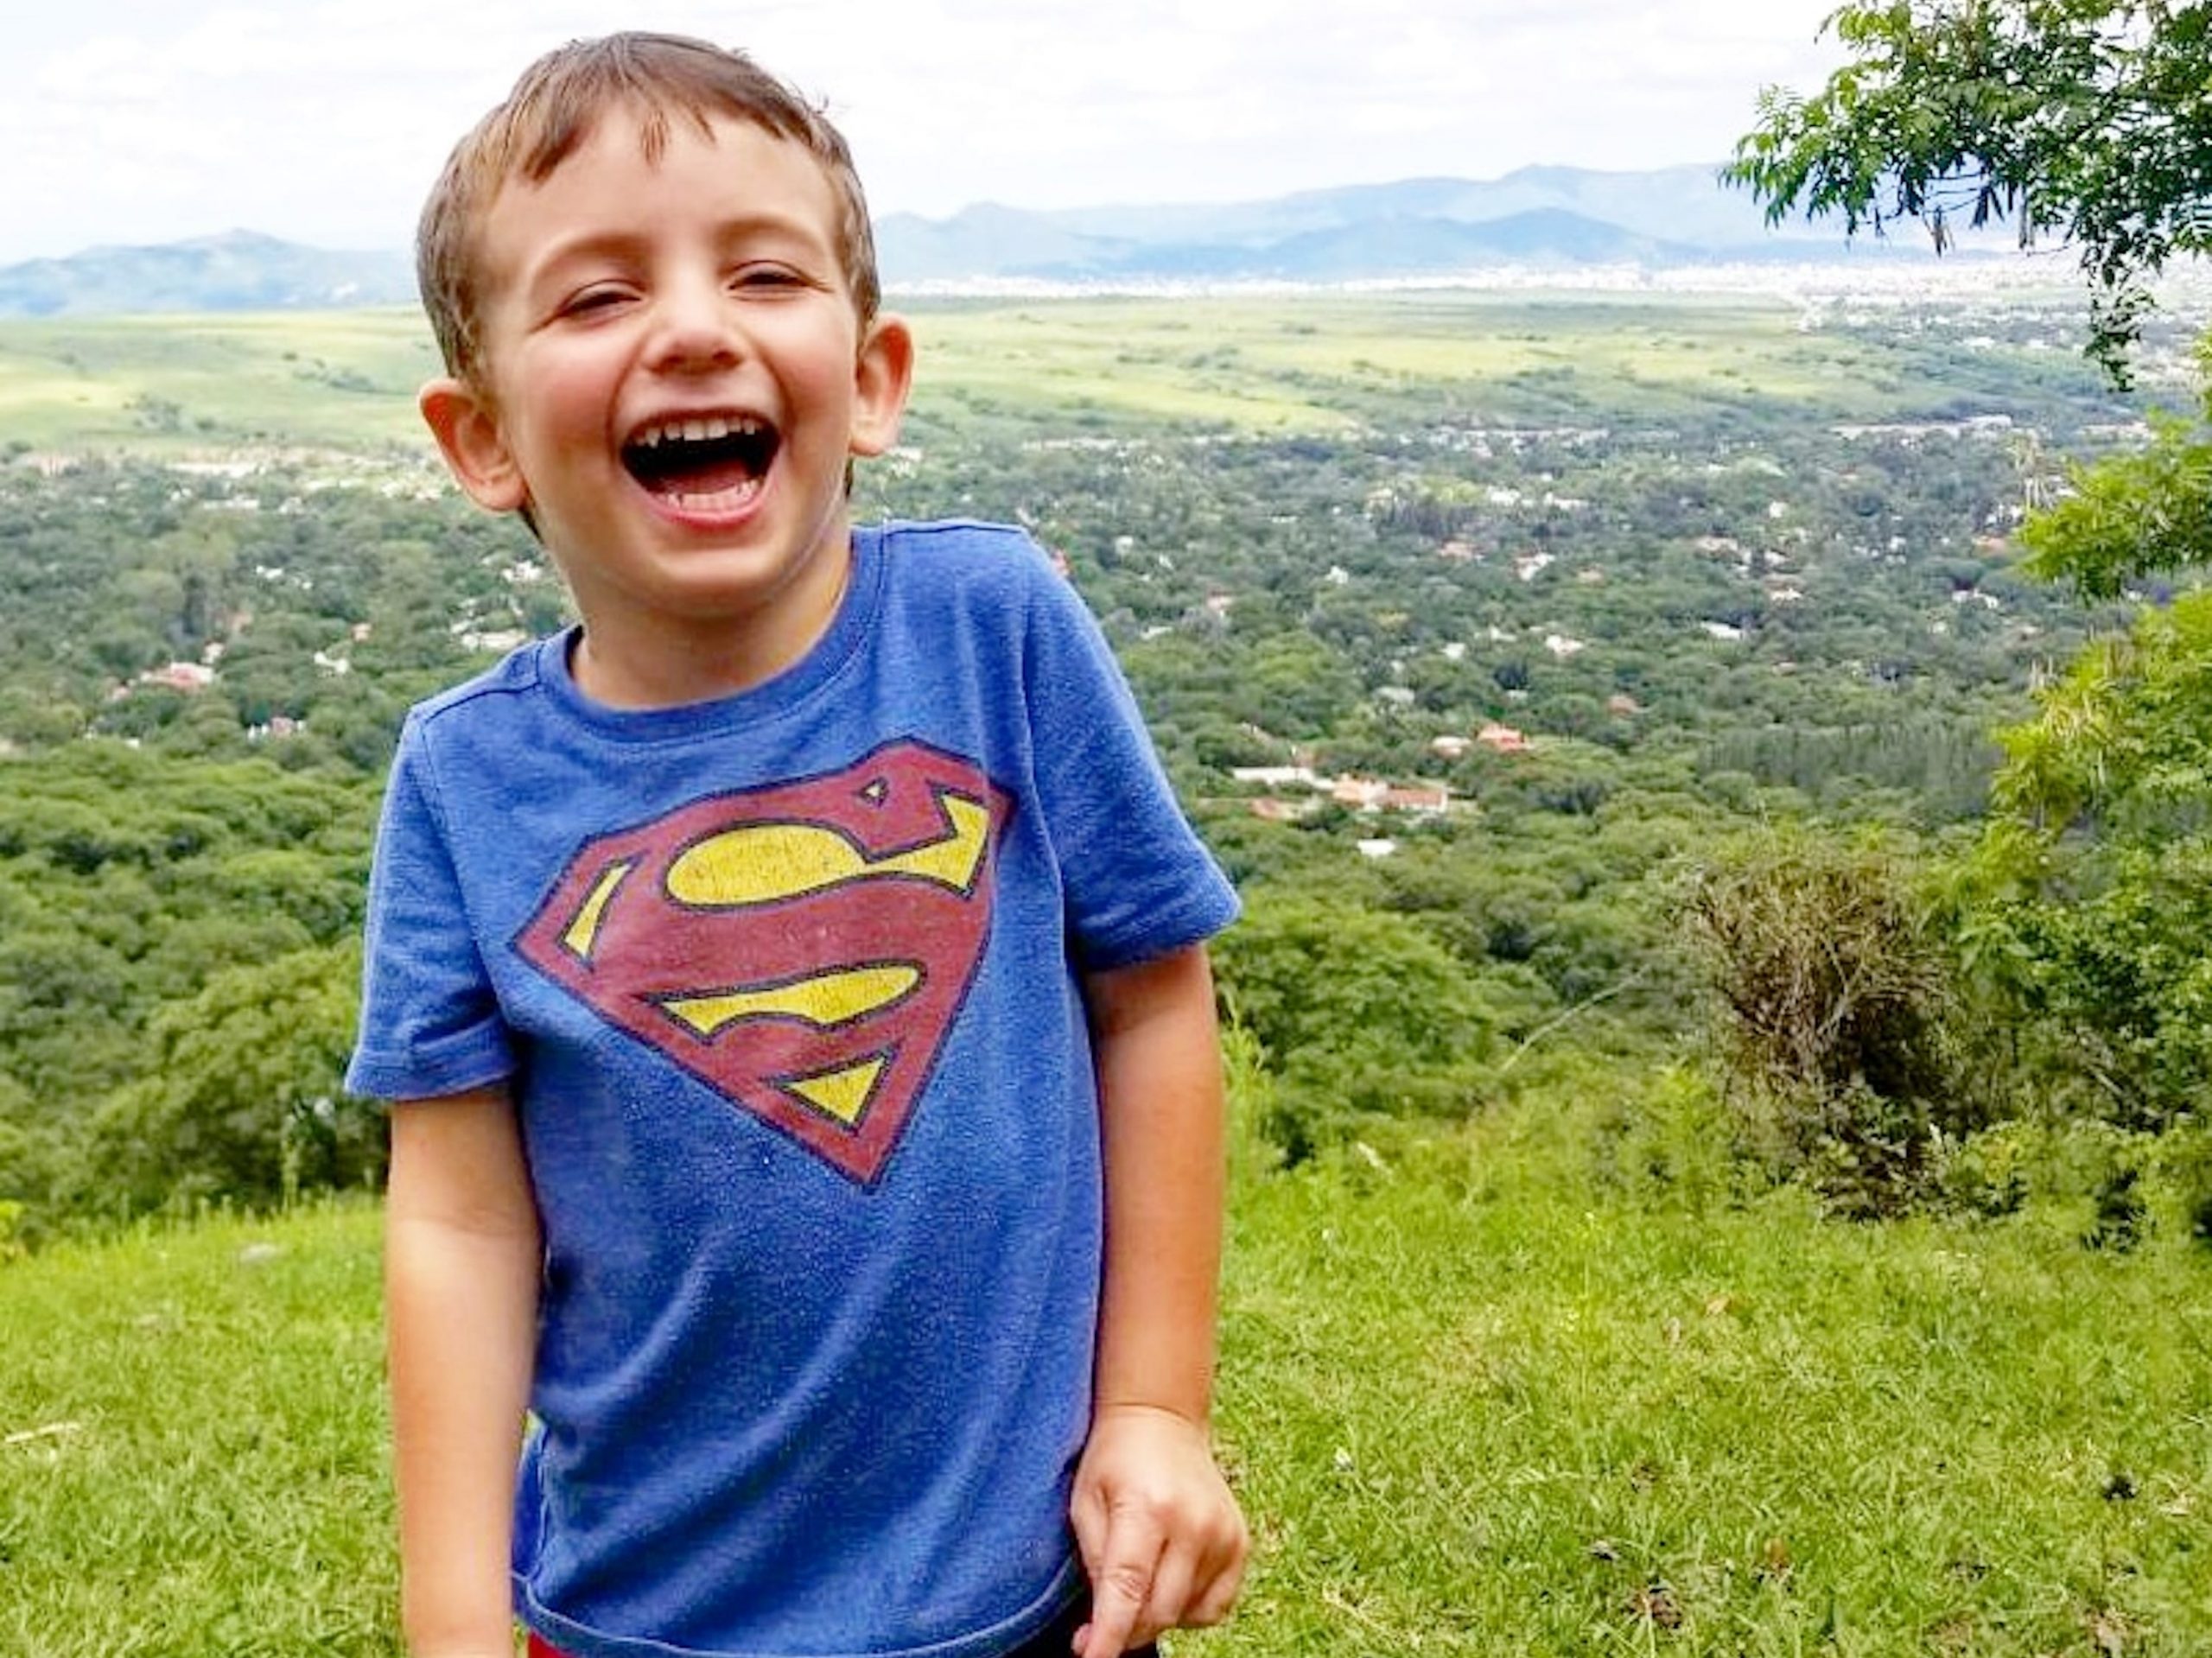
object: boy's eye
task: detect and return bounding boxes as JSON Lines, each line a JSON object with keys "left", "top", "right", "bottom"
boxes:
{"left": 559, "top": 286, "right": 632, "bottom": 317}
{"left": 733, "top": 266, "right": 809, "bottom": 292}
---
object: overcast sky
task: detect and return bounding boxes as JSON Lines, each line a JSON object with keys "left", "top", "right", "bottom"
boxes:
{"left": 1, "top": 1, "right": 1850, "bottom": 264}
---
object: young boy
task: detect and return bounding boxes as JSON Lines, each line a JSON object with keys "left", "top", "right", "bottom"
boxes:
{"left": 345, "top": 29, "right": 1247, "bottom": 1658}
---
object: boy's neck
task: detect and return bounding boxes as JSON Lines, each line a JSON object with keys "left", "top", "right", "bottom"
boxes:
{"left": 567, "top": 529, "right": 856, "bottom": 711}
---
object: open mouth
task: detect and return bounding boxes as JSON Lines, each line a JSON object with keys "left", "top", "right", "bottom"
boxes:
{"left": 622, "top": 414, "right": 781, "bottom": 509}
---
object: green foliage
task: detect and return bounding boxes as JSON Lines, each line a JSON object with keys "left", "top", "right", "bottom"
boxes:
{"left": 1990, "top": 589, "right": 2212, "bottom": 829}
{"left": 2159, "top": 1118, "right": 2212, "bottom": 1242}
{"left": 0, "top": 293, "right": 2161, "bottom": 1231}
{"left": 1967, "top": 835, "right": 2212, "bottom": 1126}
{"left": 1959, "top": 592, "right": 2212, "bottom": 1125}
{"left": 1727, "top": 0, "right": 2212, "bottom": 381}
{"left": 2020, "top": 359, "right": 2212, "bottom": 597}
{"left": 1213, "top": 893, "right": 1497, "bottom": 1161}
{"left": 85, "top": 943, "right": 372, "bottom": 1217}
{"left": 0, "top": 746, "right": 374, "bottom": 1230}
{"left": 1584, "top": 1061, "right": 1757, "bottom": 1212}
{"left": 1931, "top": 1117, "right": 2037, "bottom": 1217}
{"left": 1720, "top": 0, "right": 2212, "bottom": 1164}
{"left": 1683, "top": 827, "right": 1985, "bottom": 1210}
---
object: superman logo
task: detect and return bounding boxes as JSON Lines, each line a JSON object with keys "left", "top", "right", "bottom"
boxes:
{"left": 514, "top": 740, "right": 1012, "bottom": 1184}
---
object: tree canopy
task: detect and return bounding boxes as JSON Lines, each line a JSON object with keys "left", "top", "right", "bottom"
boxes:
{"left": 1727, "top": 0, "right": 2212, "bottom": 384}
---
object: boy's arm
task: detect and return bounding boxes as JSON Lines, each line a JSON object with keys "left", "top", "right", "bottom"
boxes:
{"left": 385, "top": 1084, "right": 542, "bottom": 1658}
{"left": 1071, "top": 942, "right": 1248, "bottom": 1658}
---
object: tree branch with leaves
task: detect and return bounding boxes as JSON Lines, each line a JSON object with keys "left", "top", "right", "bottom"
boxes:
{"left": 1727, "top": 0, "right": 2212, "bottom": 385}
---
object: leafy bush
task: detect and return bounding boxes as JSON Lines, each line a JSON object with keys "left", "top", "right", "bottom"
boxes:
{"left": 1956, "top": 593, "right": 2212, "bottom": 1129}
{"left": 1682, "top": 829, "right": 1985, "bottom": 1212}
{"left": 1586, "top": 1063, "right": 1756, "bottom": 1212}
{"left": 2156, "top": 1121, "right": 2212, "bottom": 1243}
{"left": 1929, "top": 1120, "right": 2034, "bottom": 1219}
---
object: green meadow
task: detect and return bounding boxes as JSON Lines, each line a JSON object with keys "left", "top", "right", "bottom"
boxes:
{"left": 3, "top": 1068, "right": 2208, "bottom": 1656}
{"left": 908, "top": 294, "right": 1895, "bottom": 432}
{"left": 0, "top": 289, "right": 2080, "bottom": 459}
{"left": 0, "top": 310, "right": 441, "bottom": 454}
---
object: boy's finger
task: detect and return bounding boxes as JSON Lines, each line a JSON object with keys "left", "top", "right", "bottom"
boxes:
{"left": 1142, "top": 1540, "right": 1198, "bottom": 1639}
{"left": 1185, "top": 1540, "right": 1248, "bottom": 1628}
{"left": 1076, "top": 1516, "right": 1163, "bottom": 1658}
{"left": 1068, "top": 1483, "right": 1108, "bottom": 1583}
{"left": 1205, "top": 1507, "right": 1252, "bottom": 1615}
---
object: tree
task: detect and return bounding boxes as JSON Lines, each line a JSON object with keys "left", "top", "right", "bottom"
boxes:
{"left": 1727, "top": 0, "right": 2212, "bottom": 384}
{"left": 86, "top": 943, "right": 371, "bottom": 1214}
{"left": 1211, "top": 893, "right": 1500, "bottom": 1161}
{"left": 2016, "top": 340, "right": 2212, "bottom": 594}
{"left": 1735, "top": 1, "right": 2212, "bottom": 1129}
{"left": 1956, "top": 590, "right": 2212, "bottom": 1122}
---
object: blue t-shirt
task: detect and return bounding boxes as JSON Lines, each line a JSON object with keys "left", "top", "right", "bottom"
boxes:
{"left": 347, "top": 521, "right": 1238, "bottom": 1658}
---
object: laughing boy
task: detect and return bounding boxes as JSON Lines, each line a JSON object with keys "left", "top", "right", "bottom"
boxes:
{"left": 346, "top": 29, "right": 1247, "bottom": 1658}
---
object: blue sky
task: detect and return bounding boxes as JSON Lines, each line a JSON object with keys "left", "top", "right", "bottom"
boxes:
{"left": 0, "top": 1, "right": 1847, "bottom": 264}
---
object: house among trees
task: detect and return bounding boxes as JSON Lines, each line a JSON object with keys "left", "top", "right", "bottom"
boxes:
{"left": 138, "top": 662, "right": 216, "bottom": 694}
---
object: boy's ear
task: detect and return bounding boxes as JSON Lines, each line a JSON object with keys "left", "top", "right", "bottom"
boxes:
{"left": 420, "top": 376, "right": 528, "bottom": 513}
{"left": 848, "top": 314, "right": 915, "bottom": 458}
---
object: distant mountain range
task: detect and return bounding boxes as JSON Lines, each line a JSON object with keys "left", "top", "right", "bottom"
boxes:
{"left": 0, "top": 165, "right": 1960, "bottom": 318}
{"left": 0, "top": 231, "right": 416, "bottom": 317}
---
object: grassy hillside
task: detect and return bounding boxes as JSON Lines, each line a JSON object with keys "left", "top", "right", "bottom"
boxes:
{"left": 0, "top": 1202, "right": 391, "bottom": 1655}
{"left": 3, "top": 1071, "right": 2208, "bottom": 1656}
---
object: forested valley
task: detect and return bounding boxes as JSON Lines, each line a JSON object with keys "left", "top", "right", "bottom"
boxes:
{"left": 0, "top": 284, "right": 2202, "bottom": 1239}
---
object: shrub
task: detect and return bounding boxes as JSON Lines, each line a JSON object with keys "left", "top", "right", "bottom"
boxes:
{"left": 1586, "top": 1063, "right": 1755, "bottom": 1212}
{"left": 1682, "top": 828, "right": 1983, "bottom": 1212}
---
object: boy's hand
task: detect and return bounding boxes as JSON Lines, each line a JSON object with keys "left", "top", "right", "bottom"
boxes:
{"left": 1069, "top": 1401, "right": 1248, "bottom": 1657}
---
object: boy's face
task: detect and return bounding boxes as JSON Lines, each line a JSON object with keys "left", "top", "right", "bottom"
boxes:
{"left": 422, "top": 108, "right": 912, "bottom": 692}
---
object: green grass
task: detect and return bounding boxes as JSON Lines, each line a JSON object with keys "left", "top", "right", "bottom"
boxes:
{"left": 0, "top": 1203, "right": 393, "bottom": 1656}
{"left": 1194, "top": 1080, "right": 2212, "bottom": 1657}
{"left": 3, "top": 1075, "right": 2209, "bottom": 1655}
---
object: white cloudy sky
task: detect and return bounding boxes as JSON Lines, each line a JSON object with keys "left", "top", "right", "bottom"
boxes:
{"left": 1, "top": 1, "right": 1849, "bottom": 264}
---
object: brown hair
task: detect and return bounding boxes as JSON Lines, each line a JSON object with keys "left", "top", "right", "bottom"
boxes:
{"left": 417, "top": 31, "right": 880, "bottom": 383}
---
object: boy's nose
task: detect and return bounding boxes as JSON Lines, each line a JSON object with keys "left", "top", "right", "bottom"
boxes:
{"left": 647, "top": 276, "right": 745, "bottom": 372}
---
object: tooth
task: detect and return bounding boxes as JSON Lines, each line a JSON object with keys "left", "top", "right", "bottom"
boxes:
{"left": 702, "top": 416, "right": 729, "bottom": 440}
{"left": 682, "top": 419, "right": 707, "bottom": 442}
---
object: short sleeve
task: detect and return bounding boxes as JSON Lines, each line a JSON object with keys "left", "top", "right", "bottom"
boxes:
{"left": 1019, "top": 554, "right": 1238, "bottom": 970}
{"left": 345, "top": 717, "right": 517, "bottom": 1099}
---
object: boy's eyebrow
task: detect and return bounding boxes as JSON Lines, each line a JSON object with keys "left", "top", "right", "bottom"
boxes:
{"left": 510, "top": 213, "right": 840, "bottom": 297}
{"left": 524, "top": 212, "right": 836, "bottom": 277}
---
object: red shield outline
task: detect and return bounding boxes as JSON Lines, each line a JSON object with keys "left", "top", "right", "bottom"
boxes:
{"left": 513, "top": 740, "right": 1012, "bottom": 1185}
